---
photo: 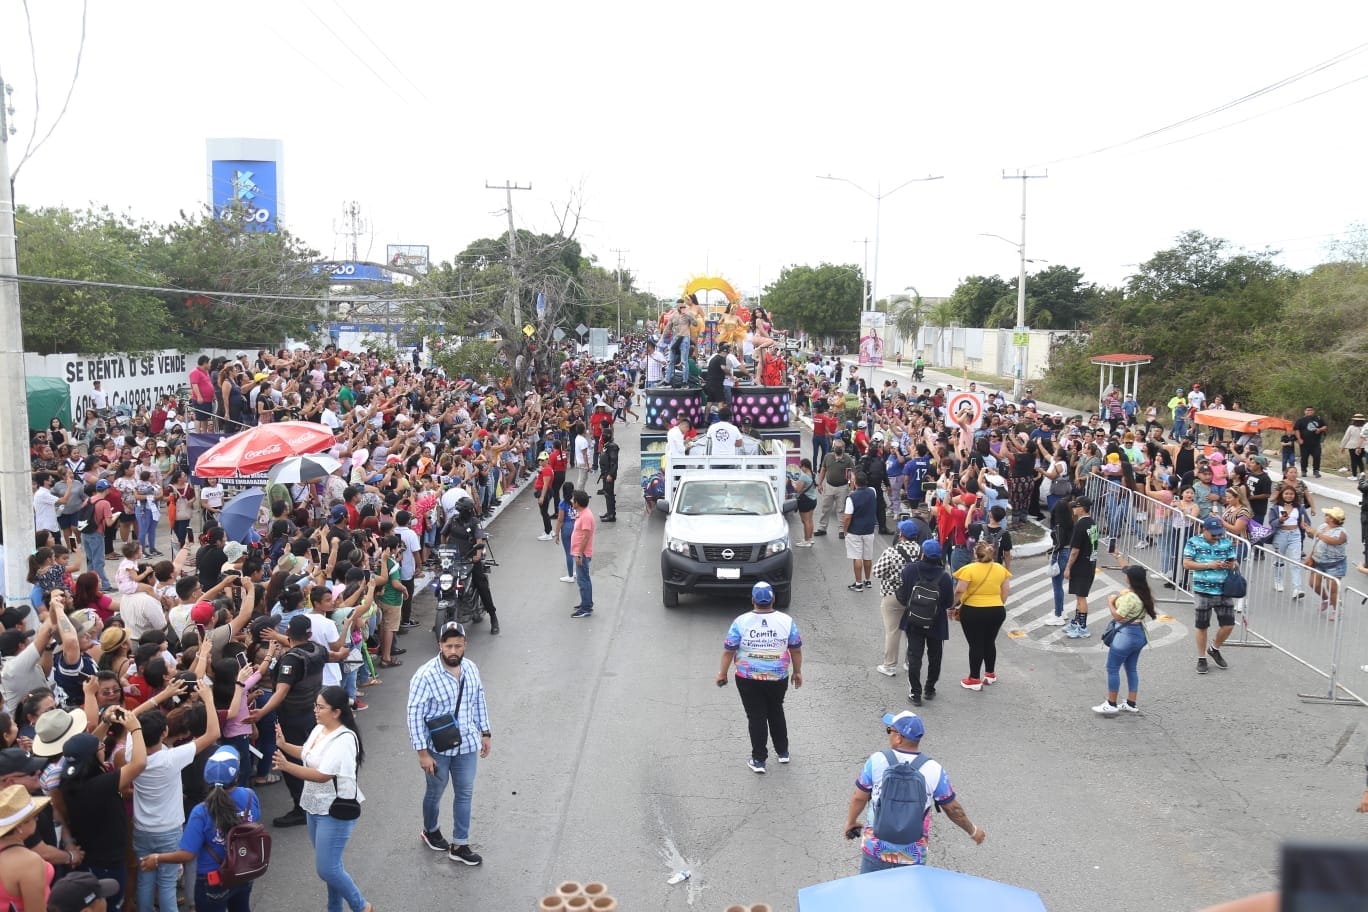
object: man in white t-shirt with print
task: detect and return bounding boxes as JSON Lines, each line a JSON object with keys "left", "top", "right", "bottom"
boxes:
{"left": 842, "top": 711, "right": 984, "bottom": 873}
{"left": 705, "top": 407, "right": 742, "bottom": 457}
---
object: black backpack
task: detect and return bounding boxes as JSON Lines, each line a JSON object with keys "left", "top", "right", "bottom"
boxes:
{"left": 897, "top": 563, "right": 942, "bottom": 628}
{"left": 75, "top": 500, "right": 97, "bottom": 533}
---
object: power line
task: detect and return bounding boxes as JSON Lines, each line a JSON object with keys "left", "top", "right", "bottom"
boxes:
{"left": 13, "top": 0, "right": 88, "bottom": 180}
{"left": 7, "top": 273, "right": 484, "bottom": 307}
{"left": 1035, "top": 41, "right": 1368, "bottom": 167}
{"left": 329, "top": 1, "right": 430, "bottom": 102}
{"left": 264, "top": 22, "right": 349, "bottom": 90}
{"left": 302, "top": 2, "right": 408, "bottom": 104}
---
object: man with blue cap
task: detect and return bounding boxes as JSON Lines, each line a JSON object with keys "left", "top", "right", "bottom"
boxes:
{"left": 842, "top": 711, "right": 985, "bottom": 873}
{"left": 717, "top": 581, "right": 803, "bottom": 774}
{"left": 1183, "top": 514, "right": 1239, "bottom": 675}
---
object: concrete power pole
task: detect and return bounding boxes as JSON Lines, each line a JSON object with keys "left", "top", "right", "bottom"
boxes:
{"left": 0, "top": 68, "right": 37, "bottom": 606}
{"left": 1003, "top": 169, "right": 1047, "bottom": 402}
{"left": 485, "top": 180, "right": 531, "bottom": 327}
{"left": 610, "top": 247, "right": 629, "bottom": 337}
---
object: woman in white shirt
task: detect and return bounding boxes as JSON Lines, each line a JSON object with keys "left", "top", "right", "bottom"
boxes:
{"left": 273, "top": 685, "right": 371, "bottom": 912}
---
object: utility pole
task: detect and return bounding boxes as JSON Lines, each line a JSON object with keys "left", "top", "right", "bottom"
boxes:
{"left": 1002, "top": 169, "right": 1047, "bottom": 402}
{"left": 610, "top": 247, "right": 629, "bottom": 337}
{"left": 0, "top": 68, "right": 37, "bottom": 607}
{"left": 334, "top": 201, "right": 368, "bottom": 262}
{"left": 486, "top": 180, "right": 531, "bottom": 327}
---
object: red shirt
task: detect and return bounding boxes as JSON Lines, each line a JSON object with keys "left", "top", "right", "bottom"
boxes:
{"left": 548, "top": 449, "right": 568, "bottom": 473}
{"left": 814, "top": 413, "right": 838, "bottom": 438}
{"left": 189, "top": 366, "right": 214, "bottom": 403}
{"left": 345, "top": 502, "right": 361, "bottom": 530}
{"left": 150, "top": 407, "right": 168, "bottom": 435}
{"left": 589, "top": 411, "right": 613, "bottom": 441}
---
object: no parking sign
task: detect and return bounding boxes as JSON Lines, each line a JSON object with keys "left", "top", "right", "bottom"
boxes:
{"left": 947, "top": 391, "right": 985, "bottom": 430}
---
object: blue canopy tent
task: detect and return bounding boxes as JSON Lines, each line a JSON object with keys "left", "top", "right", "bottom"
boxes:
{"left": 798, "top": 865, "right": 1047, "bottom": 912}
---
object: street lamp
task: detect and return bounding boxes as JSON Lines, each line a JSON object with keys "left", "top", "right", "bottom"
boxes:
{"left": 978, "top": 232, "right": 1048, "bottom": 401}
{"left": 817, "top": 173, "right": 943, "bottom": 316}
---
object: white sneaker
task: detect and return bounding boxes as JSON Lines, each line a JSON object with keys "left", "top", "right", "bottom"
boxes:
{"left": 559, "top": 576, "right": 575, "bottom": 583}
{"left": 876, "top": 664, "right": 897, "bottom": 677}
{"left": 794, "top": 540, "right": 814, "bottom": 548}
{"left": 1092, "top": 702, "right": 1120, "bottom": 715}
{"left": 537, "top": 533, "right": 554, "bottom": 541}
{"left": 1043, "top": 615, "right": 1068, "bottom": 626}
{"left": 1273, "top": 581, "right": 1284, "bottom": 592}
{"left": 1119, "top": 702, "right": 1140, "bottom": 713}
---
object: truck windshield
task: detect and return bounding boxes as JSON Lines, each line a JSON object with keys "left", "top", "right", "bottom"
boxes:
{"left": 676, "top": 480, "right": 775, "bottom": 516}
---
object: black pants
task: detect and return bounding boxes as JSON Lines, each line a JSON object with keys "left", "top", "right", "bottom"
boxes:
{"left": 734, "top": 675, "right": 789, "bottom": 762}
{"left": 401, "top": 577, "right": 414, "bottom": 625}
{"left": 1352, "top": 449, "right": 1366, "bottom": 478}
{"left": 278, "top": 708, "right": 315, "bottom": 809}
{"left": 603, "top": 477, "right": 617, "bottom": 518}
{"left": 1301, "top": 445, "right": 1322, "bottom": 474}
{"left": 473, "top": 562, "right": 497, "bottom": 618}
{"left": 1361, "top": 509, "right": 1368, "bottom": 566}
{"left": 538, "top": 492, "right": 554, "bottom": 534}
{"left": 906, "top": 625, "right": 943, "bottom": 695}
{"left": 959, "top": 606, "right": 1007, "bottom": 679}
{"left": 873, "top": 485, "right": 888, "bottom": 530}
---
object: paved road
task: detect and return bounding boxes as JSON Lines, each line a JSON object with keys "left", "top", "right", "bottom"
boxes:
{"left": 252, "top": 417, "right": 1368, "bottom": 912}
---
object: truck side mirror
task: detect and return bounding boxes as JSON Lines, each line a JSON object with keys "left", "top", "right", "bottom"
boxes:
{"left": 657, "top": 500, "right": 671, "bottom": 514}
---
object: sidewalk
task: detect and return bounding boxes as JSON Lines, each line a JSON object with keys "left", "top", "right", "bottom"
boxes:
{"left": 839, "top": 356, "right": 1364, "bottom": 509}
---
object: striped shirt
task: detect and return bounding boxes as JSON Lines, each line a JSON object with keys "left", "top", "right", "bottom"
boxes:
{"left": 405, "top": 656, "right": 490, "bottom": 756}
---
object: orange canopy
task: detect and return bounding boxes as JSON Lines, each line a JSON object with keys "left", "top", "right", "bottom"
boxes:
{"left": 1192, "top": 410, "right": 1292, "bottom": 434}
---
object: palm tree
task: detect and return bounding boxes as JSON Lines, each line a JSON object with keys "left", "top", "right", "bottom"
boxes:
{"left": 925, "top": 299, "right": 959, "bottom": 366}
{"left": 892, "top": 291, "right": 923, "bottom": 356}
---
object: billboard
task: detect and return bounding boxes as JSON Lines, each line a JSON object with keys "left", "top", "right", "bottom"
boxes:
{"left": 210, "top": 159, "right": 279, "bottom": 232}
{"left": 311, "top": 262, "right": 392, "bottom": 284}
{"left": 858, "top": 311, "right": 886, "bottom": 367}
{"left": 387, "top": 244, "right": 430, "bottom": 275}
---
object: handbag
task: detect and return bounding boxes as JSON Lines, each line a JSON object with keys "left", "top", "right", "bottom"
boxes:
{"left": 1101, "top": 620, "right": 1122, "bottom": 647}
{"left": 424, "top": 675, "right": 466, "bottom": 753}
{"left": 327, "top": 732, "right": 362, "bottom": 820}
{"left": 1221, "top": 566, "right": 1248, "bottom": 599}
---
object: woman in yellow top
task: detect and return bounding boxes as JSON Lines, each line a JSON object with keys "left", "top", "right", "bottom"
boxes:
{"left": 952, "top": 541, "right": 1012, "bottom": 691}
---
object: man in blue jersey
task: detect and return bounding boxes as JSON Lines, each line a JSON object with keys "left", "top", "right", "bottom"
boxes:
{"left": 716, "top": 582, "right": 803, "bottom": 774}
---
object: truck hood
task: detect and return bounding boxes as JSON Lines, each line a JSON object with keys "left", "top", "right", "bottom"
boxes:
{"left": 664, "top": 512, "right": 788, "bottom": 545}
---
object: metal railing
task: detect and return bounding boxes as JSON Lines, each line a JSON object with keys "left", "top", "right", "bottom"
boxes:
{"left": 1081, "top": 475, "right": 1365, "bottom": 708}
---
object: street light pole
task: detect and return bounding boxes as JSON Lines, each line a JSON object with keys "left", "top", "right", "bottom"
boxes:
{"left": 1002, "top": 170, "right": 1047, "bottom": 402}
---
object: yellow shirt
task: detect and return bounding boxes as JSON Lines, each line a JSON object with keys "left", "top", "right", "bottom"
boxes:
{"left": 953, "top": 561, "right": 1011, "bottom": 607}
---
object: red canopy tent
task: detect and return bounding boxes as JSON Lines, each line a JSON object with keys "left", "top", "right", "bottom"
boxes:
{"left": 193, "top": 421, "right": 337, "bottom": 477}
{"left": 1193, "top": 409, "right": 1293, "bottom": 434}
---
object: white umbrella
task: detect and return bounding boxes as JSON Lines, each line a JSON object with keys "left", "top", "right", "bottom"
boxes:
{"left": 266, "top": 454, "right": 342, "bottom": 485}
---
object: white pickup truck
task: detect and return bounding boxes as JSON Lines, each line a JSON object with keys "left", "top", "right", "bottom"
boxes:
{"left": 658, "top": 441, "right": 795, "bottom": 609}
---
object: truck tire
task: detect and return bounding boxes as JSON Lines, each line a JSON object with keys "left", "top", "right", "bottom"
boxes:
{"left": 774, "top": 588, "right": 791, "bottom": 611}
{"left": 662, "top": 586, "right": 679, "bottom": 608}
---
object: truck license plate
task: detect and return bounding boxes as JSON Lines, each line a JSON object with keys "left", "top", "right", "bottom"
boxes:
{"left": 716, "top": 567, "right": 741, "bottom": 580}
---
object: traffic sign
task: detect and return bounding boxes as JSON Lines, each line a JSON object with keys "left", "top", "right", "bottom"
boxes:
{"left": 523, "top": 323, "right": 535, "bottom": 338}
{"left": 575, "top": 322, "right": 588, "bottom": 338}
{"left": 1012, "top": 332, "right": 1029, "bottom": 347}
{"left": 947, "top": 391, "right": 985, "bottom": 431}
{"left": 552, "top": 328, "right": 566, "bottom": 342}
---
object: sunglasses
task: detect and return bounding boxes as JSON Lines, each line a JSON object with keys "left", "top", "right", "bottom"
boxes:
{"left": 440, "top": 621, "right": 466, "bottom": 637}
{"left": 885, "top": 727, "right": 896, "bottom": 734}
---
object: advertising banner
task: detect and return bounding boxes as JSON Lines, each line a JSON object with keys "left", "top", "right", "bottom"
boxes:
{"left": 858, "top": 311, "right": 886, "bottom": 367}
{"left": 311, "top": 262, "right": 392, "bottom": 284}
{"left": 25, "top": 350, "right": 193, "bottom": 424}
{"left": 386, "top": 244, "right": 430, "bottom": 275}
{"left": 210, "top": 159, "right": 279, "bottom": 232}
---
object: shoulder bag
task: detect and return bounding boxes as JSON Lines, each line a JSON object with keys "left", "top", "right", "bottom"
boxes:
{"left": 328, "top": 730, "right": 362, "bottom": 820}
{"left": 424, "top": 674, "right": 467, "bottom": 753}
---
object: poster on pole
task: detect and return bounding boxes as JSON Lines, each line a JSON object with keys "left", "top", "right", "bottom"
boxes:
{"left": 858, "top": 312, "right": 886, "bottom": 367}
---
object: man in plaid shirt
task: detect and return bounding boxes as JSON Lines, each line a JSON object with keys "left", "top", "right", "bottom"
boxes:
{"left": 870, "top": 521, "right": 927, "bottom": 677}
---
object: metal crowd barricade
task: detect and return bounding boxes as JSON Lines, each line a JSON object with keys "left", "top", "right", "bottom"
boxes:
{"left": 1080, "top": 474, "right": 1365, "bottom": 708}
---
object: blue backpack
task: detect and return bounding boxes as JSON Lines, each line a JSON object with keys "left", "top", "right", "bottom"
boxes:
{"left": 872, "top": 750, "right": 933, "bottom": 844}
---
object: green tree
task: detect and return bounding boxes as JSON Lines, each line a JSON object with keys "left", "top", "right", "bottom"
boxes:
{"left": 948, "top": 275, "right": 1013, "bottom": 327}
{"left": 432, "top": 340, "right": 504, "bottom": 383}
{"left": 15, "top": 206, "right": 172, "bottom": 354}
{"left": 762, "top": 263, "right": 864, "bottom": 340}
{"left": 924, "top": 299, "right": 959, "bottom": 364}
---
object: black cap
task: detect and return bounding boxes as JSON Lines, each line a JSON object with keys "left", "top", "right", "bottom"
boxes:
{"left": 0, "top": 607, "right": 27, "bottom": 631}
{"left": 286, "top": 614, "right": 313, "bottom": 639}
{"left": 0, "top": 629, "right": 33, "bottom": 657}
{"left": 48, "top": 872, "right": 120, "bottom": 912}
{"left": 1073, "top": 495, "right": 1093, "bottom": 509}
{"left": 0, "top": 747, "right": 44, "bottom": 777}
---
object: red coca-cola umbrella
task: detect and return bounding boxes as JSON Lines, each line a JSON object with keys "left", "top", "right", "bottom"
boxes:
{"left": 194, "top": 421, "right": 337, "bottom": 477}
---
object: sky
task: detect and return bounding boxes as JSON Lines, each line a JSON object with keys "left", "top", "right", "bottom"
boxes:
{"left": 3, "top": 1, "right": 1368, "bottom": 308}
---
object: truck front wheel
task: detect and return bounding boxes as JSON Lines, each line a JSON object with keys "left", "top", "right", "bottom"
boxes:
{"left": 662, "top": 586, "right": 679, "bottom": 608}
{"left": 774, "top": 588, "right": 791, "bottom": 611}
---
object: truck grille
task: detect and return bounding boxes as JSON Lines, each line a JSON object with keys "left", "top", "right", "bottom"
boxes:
{"left": 701, "top": 545, "right": 754, "bottom": 562}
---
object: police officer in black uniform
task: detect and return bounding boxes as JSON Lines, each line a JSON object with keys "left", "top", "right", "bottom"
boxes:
{"left": 442, "top": 502, "right": 499, "bottom": 634}
{"left": 599, "top": 428, "right": 619, "bottom": 523}
{"left": 861, "top": 437, "right": 891, "bottom": 535}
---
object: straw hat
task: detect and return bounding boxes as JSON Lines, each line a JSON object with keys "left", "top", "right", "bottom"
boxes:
{"left": 0, "top": 784, "right": 50, "bottom": 837}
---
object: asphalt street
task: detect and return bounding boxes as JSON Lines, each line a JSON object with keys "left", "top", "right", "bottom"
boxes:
{"left": 252, "top": 416, "right": 1368, "bottom": 912}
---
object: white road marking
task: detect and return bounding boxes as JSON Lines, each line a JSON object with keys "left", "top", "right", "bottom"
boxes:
{"left": 1002, "top": 564, "right": 1191, "bottom": 652}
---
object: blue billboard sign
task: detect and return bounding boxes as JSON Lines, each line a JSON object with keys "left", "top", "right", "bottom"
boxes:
{"left": 210, "top": 160, "right": 279, "bottom": 232}
{"left": 310, "top": 262, "right": 393, "bottom": 284}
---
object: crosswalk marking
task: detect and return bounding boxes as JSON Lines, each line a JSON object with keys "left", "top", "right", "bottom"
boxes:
{"left": 1001, "top": 564, "right": 1191, "bottom": 653}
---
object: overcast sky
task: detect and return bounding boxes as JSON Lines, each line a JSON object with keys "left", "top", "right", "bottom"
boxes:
{"left": 4, "top": 1, "right": 1367, "bottom": 307}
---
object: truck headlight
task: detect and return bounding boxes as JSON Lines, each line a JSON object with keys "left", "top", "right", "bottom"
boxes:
{"left": 667, "top": 538, "right": 692, "bottom": 555}
{"left": 764, "top": 537, "right": 789, "bottom": 557}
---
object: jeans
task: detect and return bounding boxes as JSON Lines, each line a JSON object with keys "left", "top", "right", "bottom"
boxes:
{"left": 1050, "top": 549, "right": 1069, "bottom": 616}
{"left": 668, "top": 335, "right": 691, "bottom": 385}
{"left": 306, "top": 813, "right": 368, "bottom": 912}
{"left": 82, "top": 531, "right": 111, "bottom": 588}
{"left": 421, "top": 749, "right": 479, "bottom": 841}
{"left": 906, "top": 624, "right": 943, "bottom": 695}
{"left": 194, "top": 874, "right": 252, "bottom": 912}
{"left": 812, "top": 435, "right": 830, "bottom": 467}
{"left": 253, "top": 691, "right": 278, "bottom": 779}
{"left": 859, "top": 852, "right": 911, "bottom": 873}
{"left": 134, "top": 826, "right": 182, "bottom": 912}
{"left": 575, "top": 556, "right": 593, "bottom": 609}
{"left": 220, "top": 733, "right": 252, "bottom": 786}
{"left": 733, "top": 675, "right": 790, "bottom": 762}
{"left": 173, "top": 518, "right": 192, "bottom": 548}
{"left": 959, "top": 605, "right": 1007, "bottom": 679}
{"left": 560, "top": 522, "right": 576, "bottom": 577}
{"left": 1272, "top": 529, "right": 1303, "bottom": 590}
{"left": 136, "top": 502, "right": 157, "bottom": 552}
{"left": 1105, "top": 623, "right": 1147, "bottom": 694}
